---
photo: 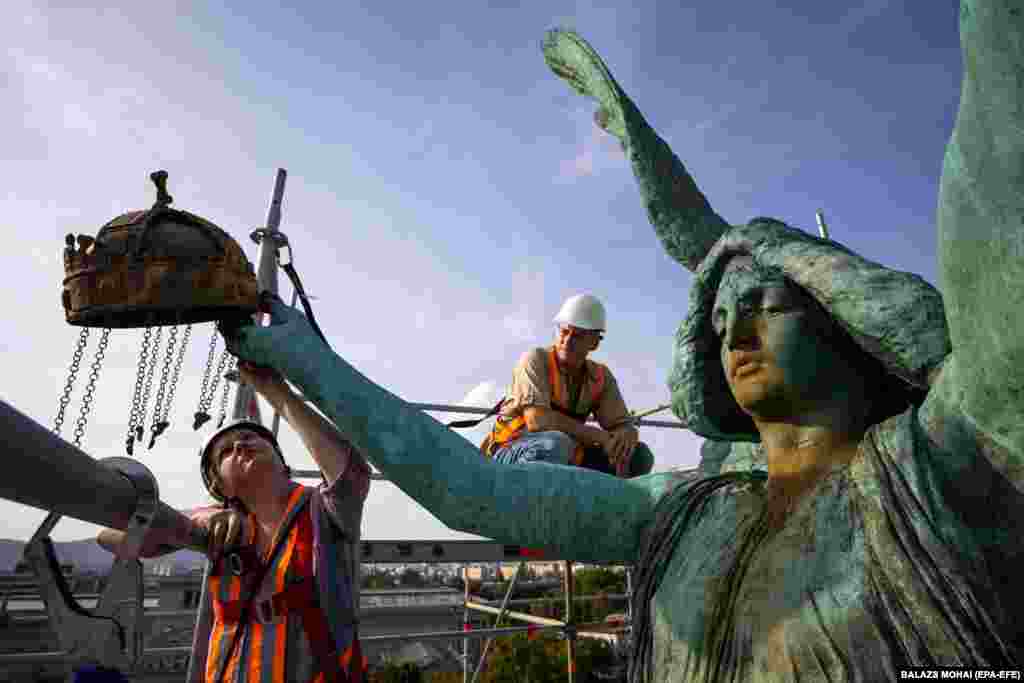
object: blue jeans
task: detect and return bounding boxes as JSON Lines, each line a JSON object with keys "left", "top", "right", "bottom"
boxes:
{"left": 493, "top": 430, "right": 654, "bottom": 477}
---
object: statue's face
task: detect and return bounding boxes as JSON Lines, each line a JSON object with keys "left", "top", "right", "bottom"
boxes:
{"left": 712, "top": 255, "right": 847, "bottom": 422}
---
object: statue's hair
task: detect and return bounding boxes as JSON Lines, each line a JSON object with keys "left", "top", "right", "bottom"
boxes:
{"left": 670, "top": 217, "right": 948, "bottom": 442}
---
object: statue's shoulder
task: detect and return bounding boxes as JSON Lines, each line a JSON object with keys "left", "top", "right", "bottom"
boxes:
{"left": 637, "top": 469, "right": 767, "bottom": 568}
{"left": 647, "top": 467, "right": 767, "bottom": 508}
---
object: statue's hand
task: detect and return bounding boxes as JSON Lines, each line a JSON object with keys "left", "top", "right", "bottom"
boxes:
{"left": 543, "top": 28, "right": 730, "bottom": 272}
{"left": 219, "top": 293, "right": 322, "bottom": 368}
{"left": 543, "top": 29, "right": 628, "bottom": 144}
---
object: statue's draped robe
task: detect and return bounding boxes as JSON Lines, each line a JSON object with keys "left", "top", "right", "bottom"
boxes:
{"left": 636, "top": 399, "right": 1024, "bottom": 681}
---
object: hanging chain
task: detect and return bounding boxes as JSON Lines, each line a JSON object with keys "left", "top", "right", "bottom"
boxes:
{"left": 163, "top": 324, "right": 191, "bottom": 423}
{"left": 54, "top": 328, "right": 90, "bottom": 435}
{"left": 215, "top": 356, "right": 238, "bottom": 428}
{"left": 204, "top": 348, "right": 232, "bottom": 416}
{"left": 71, "top": 328, "right": 111, "bottom": 448}
{"left": 126, "top": 327, "right": 154, "bottom": 455}
{"left": 136, "top": 325, "right": 164, "bottom": 444}
{"left": 147, "top": 325, "right": 179, "bottom": 449}
{"left": 194, "top": 326, "right": 220, "bottom": 430}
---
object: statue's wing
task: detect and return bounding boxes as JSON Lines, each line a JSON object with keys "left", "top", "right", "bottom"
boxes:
{"left": 542, "top": 29, "right": 731, "bottom": 272}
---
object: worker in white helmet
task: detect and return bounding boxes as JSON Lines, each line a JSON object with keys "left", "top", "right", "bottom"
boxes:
{"left": 481, "top": 293, "right": 654, "bottom": 477}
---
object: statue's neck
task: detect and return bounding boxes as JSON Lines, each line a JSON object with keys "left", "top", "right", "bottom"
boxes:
{"left": 760, "top": 428, "right": 863, "bottom": 523}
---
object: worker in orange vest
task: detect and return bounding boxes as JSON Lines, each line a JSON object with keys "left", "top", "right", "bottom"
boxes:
{"left": 482, "top": 294, "right": 655, "bottom": 478}
{"left": 98, "top": 361, "right": 370, "bottom": 683}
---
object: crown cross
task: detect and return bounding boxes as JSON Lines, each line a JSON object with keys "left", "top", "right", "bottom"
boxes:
{"left": 150, "top": 170, "right": 173, "bottom": 208}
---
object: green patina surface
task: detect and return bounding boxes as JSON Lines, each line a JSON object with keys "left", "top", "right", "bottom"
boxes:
{"left": 224, "top": 1, "right": 1024, "bottom": 679}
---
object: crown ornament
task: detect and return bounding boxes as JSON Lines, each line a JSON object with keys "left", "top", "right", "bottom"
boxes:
{"left": 61, "top": 170, "right": 259, "bottom": 328}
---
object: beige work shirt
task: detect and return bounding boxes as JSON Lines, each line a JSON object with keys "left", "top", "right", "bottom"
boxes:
{"left": 499, "top": 347, "right": 632, "bottom": 430}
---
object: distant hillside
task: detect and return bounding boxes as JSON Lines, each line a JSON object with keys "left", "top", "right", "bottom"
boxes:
{"left": 0, "top": 538, "right": 206, "bottom": 575}
{"left": 0, "top": 539, "right": 26, "bottom": 574}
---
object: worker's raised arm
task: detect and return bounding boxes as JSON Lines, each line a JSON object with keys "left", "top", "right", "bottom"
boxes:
{"left": 542, "top": 29, "right": 730, "bottom": 272}
{"left": 928, "top": 0, "right": 1024, "bottom": 473}
{"left": 236, "top": 361, "right": 369, "bottom": 488}
{"left": 221, "top": 299, "right": 662, "bottom": 562}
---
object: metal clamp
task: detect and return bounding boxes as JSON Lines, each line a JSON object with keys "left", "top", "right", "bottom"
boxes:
{"left": 21, "top": 458, "right": 159, "bottom": 675}
{"left": 101, "top": 456, "right": 159, "bottom": 560}
{"left": 250, "top": 228, "right": 289, "bottom": 248}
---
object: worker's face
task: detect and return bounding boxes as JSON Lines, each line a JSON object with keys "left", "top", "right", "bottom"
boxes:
{"left": 712, "top": 256, "right": 844, "bottom": 422}
{"left": 554, "top": 324, "right": 601, "bottom": 367}
{"left": 210, "top": 428, "right": 282, "bottom": 498}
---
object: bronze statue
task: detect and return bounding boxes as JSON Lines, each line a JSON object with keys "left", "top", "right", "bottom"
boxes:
{"left": 222, "top": 1, "right": 1024, "bottom": 678}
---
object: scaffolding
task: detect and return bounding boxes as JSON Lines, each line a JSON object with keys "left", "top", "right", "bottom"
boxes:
{"left": 0, "top": 168, "right": 690, "bottom": 681}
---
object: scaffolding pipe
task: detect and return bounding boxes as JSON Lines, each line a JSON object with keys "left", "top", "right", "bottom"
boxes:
{"left": 233, "top": 166, "right": 288, "bottom": 427}
{"left": 0, "top": 624, "right": 571, "bottom": 667}
{"left": 815, "top": 209, "right": 830, "bottom": 240}
{"left": 464, "top": 601, "right": 565, "bottom": 628}
{"left": 565, "top": 560, "right": 577, "bottom": 683}
{"left": 0, "top": 398, "right": 201, "bottom": 545}
{"left": 383, "top": 401, "right": 687, "bottom": 429}
{"left": 471, "top": 562, "right": 525, "bottom": 683}
{"left": 463, "top": 565, "right": 471, "bottom": 683}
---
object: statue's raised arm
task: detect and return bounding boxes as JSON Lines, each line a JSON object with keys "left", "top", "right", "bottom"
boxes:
{"left": 929, "top": 0, "right": 1024, "bottom": 475}
{"left": 542, "top": 29, "right": 730, "bottom": 271}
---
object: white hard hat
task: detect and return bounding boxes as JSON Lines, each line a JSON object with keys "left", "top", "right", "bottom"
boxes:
{"left": 553, "top": 294, "right": 606, "bottom": 331}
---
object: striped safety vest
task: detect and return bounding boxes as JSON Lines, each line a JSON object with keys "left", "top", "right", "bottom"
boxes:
{"left": 205, "top": 485, "right": 366, "bottom": 683}
{"left": 484, "top": 347, "right": 606, "bottom": 465}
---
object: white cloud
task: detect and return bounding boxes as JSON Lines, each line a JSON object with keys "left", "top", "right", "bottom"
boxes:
{"left": 555, "top": 106, "right": 627, "bottom": 182}
{"left": 500, "top": 306, "right": 540, "bottom": 343}
{"left": 460, "top": 380, "right": 504, "bottom": 409}
{"left": 838, "top": 0, "right": 892, "bottom": 36}
{"left": 433, "top": 380, "right": 505, "bottom": 452}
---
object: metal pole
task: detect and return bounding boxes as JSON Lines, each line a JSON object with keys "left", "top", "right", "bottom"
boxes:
{"left": 270, "top": 288, "right": 299, "bottom": 437}
{"left": 471, "top": 561, "right": 525, "bottom": 683}
{"left": 625, "top": 566, "right": 634, "bottom": 636}
{"left": 232, "top": 167, "right": 288, "bottom": 426}
{"left": 0, "top": 624, "right": 573, "bottom": 666}
{"left": 256, "top": 168, "right": 287, "bottom": 301}
{"left": 565, "top": 560, "right": 576, "bottom": 683}
{"left": 630, "top": 403, "right": 671, "bottom": 421}
{"left": 463, "top": 565, "right": 471, "bottom": 683}
{"left": 0, "top": 399, "right": 200, "bottom": 544}
{"left": 464, "top": 602, "right": 566, "bottom": 628}
{"left": 300, "top": 399, "right": 688, "bottom": 429}
{"left": 815, "top": 209, "right": 830, "bottom": 240}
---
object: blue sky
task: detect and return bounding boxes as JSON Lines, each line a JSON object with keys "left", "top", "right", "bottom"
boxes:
{"left": 1, "top": 0, "right": 962, "bottom": 544}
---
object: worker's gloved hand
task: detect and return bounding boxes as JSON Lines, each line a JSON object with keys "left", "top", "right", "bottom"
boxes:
{"left": 237, "top": 360, "right": 293, "bottom": 406}
{"left": 219, "top": 292, "right": 323, "bottom": 368}
{"left": 203, "top": 508, "right": 246, "bottom": 568}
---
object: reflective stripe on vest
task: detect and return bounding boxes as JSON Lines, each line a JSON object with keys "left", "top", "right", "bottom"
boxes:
{"left": 486, "top": 347, "right": 606, "bottom": 462}
{"left": 205, "top": 486, "right": 366, "bottom": 683}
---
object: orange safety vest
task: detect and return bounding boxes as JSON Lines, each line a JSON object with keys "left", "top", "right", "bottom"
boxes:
{"left": 484, "top": 347, "right": 606, "bottom": 465}
{"left": 206, "top": 486, "right": 366, "bottom": 683}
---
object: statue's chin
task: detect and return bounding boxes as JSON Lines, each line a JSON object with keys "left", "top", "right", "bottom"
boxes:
{"left": 731, "top": 384, "right": 796, "bottom": 424}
